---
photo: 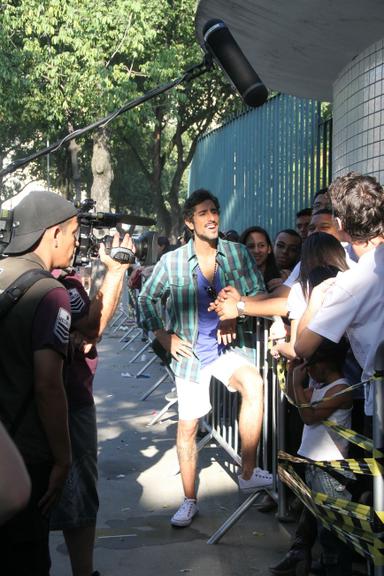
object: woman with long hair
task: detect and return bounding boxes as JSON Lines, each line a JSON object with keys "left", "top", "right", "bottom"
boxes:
{"left": 271, "top": 232, "right": 348, "bottom": 359}
{"left": 240, "top": 226, "right": 282, "bottom": 291}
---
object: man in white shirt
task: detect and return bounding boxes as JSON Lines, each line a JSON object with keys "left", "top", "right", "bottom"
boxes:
{"left": 295, "top": 173, "right": 384, "bottom": 416}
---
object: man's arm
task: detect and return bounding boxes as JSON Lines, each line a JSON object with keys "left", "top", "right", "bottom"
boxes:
{"left": 294, "top": 328, "right": 324, "bottom": 359}
{"left": 74, "top": 233, "right": 134, "bottom": 339}
{"left": 0, "top": 421, "right": 31, "bottom": 525}
{"left": 154, "top": 329, "right": 193, "bottom": 361}
{"left": 294, "top": 279, "right": 336, "bottom": 358}
{"left": 211, "top": 289, "right": 289, "bottom": 320}
{"left": 34, "top": 348, "right": 71, "bottom": 515}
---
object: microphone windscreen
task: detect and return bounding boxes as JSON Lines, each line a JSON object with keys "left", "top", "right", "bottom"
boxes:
{"left": 203, "top": 19, "right": 268, "bottom": 108}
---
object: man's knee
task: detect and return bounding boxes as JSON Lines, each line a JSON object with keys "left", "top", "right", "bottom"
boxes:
{"left": 230, "top": 365, "right": 263, "bottom": 400}
{"left": 177, "top": 419, "right": 199, "bottom": 442}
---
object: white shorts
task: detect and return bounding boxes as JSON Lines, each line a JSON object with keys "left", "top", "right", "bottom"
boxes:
{"left": 175, "top": 350, "right": 255, "bottom": 420}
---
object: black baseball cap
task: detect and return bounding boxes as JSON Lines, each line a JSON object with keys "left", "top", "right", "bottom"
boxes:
{"left": 5, "top": 190, "right": 78, "bottom": 255}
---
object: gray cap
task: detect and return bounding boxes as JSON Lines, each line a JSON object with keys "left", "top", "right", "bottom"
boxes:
{"left": 5, "top": 190, "right": 78, "bottom": 255}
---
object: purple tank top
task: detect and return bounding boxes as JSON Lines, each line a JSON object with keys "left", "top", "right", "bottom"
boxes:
{"left": 195, "top": 267, "right": 225, "bottom": 367}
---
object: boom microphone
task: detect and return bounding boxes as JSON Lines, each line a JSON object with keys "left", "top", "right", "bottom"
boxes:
{"left": 203, "top": 19, "right": 268, "bottom": 108}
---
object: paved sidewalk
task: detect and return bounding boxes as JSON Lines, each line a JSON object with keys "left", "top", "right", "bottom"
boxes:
{"left": 50, "top": 326, "right": 294, "bottom": 576}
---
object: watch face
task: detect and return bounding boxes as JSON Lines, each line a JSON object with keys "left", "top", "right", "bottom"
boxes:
{"left": 237, "top": 300, "right": 245, "bottom": 312}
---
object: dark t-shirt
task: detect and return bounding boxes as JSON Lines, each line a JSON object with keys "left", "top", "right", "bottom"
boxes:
{"left": 56, "top": 271, "right": 98, "bottom": 409}
{"left": 32, "top": 287, "right": 72, "bottom": 357}
{"left": 13, "top": 286, "right": 71, "bottom": 464}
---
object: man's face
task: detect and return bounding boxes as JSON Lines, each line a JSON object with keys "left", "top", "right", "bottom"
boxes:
{"left": 274, "top": 232, "right": 301, "bottom": 270}
{"left": 296, "top": 215, "right": 311, "bottom": 240}
{"left": 54, "top": 216, "right": 79, "bottom": 268}
{"left": 312, "top": 191, "right": 332, "bottom": 212}
{"left": 185, "top": 199, "right": 219, "bottom": 242}
{"left": 307, "top": 213, "right": 340, "bottom": 240}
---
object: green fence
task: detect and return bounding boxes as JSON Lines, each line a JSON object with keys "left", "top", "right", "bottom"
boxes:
{"left": 188, "top": 94, "right": 332, "bottom": 238}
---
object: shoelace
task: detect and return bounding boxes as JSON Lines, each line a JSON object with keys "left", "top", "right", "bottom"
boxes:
{"left": 178, "top": 499, "right": 195, "bottom": 516}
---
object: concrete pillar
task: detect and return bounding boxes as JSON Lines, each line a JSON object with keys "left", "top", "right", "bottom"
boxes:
{"left": 333, "top": 39, "right": 384, "bottom": 181}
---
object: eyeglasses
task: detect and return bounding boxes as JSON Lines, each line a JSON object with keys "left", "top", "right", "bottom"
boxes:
{"left": 205, "top": 285, "right": 218, "bottom": 300}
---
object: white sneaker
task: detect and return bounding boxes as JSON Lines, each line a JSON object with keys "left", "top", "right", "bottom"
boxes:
{"left": 238, "top": 467, "right": 273, "bottom": 493}
{"left": 170, "top": 498, "right": 198, "bottom": 527}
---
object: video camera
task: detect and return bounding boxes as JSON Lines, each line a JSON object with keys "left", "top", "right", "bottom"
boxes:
{"left": 74, "top": 198, "right": 158, "bottom": 266}
{"left": 0, "top": 198, "right": 159, "bottom": 266}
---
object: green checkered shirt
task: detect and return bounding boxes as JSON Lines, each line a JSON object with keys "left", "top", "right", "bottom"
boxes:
{"left": 138, "top": 238, "right": 265, "bottom": 381}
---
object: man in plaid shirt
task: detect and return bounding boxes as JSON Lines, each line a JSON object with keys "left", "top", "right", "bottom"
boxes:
{"left": 139, "top": 189, "right": 273, "bottom": 527}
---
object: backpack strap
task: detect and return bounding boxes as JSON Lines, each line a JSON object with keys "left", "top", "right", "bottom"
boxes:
{"left": 0, "top": 268, "right": 54, "bottom": 436}
{"left": 0, "top": 268, "right": 52, "bottom": 319}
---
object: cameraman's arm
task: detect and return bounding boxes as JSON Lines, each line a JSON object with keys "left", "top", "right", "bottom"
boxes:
{"left": 75, "top": 233, "right": 134, "bottom": 339}
{"left": 0, "top": 421, "right": 31, "bottom": 525}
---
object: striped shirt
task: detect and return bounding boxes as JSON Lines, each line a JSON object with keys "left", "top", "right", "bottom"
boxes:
{"left": 138, "top": 238, "right": 265, "bottom": 381}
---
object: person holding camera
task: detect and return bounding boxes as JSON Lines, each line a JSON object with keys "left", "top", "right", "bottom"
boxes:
{"left": 49, "top": 231, "right": 134, "bottom": 576}
{"left": 0, "top": 190, "right": 79, "bottom": 576}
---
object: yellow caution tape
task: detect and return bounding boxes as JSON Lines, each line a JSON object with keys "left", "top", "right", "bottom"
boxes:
{"left": 278, "top": 464, "right": 384, "bottom": 565}
{"left": 278, "top": 449, "right": 380, "bottom": 476}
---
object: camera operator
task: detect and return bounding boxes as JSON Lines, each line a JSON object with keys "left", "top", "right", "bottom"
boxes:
{"left": 0, "top": 190, "right": 78, "bottom": 576}
{"left": 50, "top": 230, "right": 134, "bottom": 576}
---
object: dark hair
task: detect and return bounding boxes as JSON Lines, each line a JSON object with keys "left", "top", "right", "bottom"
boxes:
{"left": 328, "top": 173, "right": 384, "bottom": 241}
{"left": 224, "top": 229, "right": 240, "bottom": 242}
{"left": 240, "top": 225, "right": 281, "bottom": 284}
{"left": 308, "top": 264, "right": 340, "bottom": 288}
{"left": 313, "top": 187, "right": 329, "bottom": 200}
{"left": 299, "top": 232, "right": 348, "bottom": 299}
{"left": 275, "top": 228, "right": 302, "bottom": 242}
{"left": 157, "top": 236, "right": 170, "bottom": 248}
{"left": 296, "top": 208, "right": 312, "bottom": 218}
{"left": 311, "top": 206, "right": 340, "bottom": 219}
{"left": 176, "top": 226, "right": 193, "bottom": 247}
{"left": 183, "top": 189, "right": 220, "bottom": 221}
{"left": 307, "top": 337, "right": 349, "bottom": 370}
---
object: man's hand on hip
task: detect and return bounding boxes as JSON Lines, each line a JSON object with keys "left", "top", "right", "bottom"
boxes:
{"left": 155, "top": 330, "right": 193, "bottom": 361}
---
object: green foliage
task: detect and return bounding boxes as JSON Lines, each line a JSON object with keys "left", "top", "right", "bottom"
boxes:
{"left": 0, "top": 0, "right": 243, "bottom": 233}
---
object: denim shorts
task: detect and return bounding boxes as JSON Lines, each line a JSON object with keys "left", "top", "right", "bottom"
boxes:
{"left": 305, "top": 465, "right": 352, "bottom": 501}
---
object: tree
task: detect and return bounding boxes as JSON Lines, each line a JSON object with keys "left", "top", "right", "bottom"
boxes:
{"left": 0, "top": 0, "right": 243, "bottom": 234}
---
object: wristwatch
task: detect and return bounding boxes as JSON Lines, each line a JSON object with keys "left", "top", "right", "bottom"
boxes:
{"left": 236, "top": 299, "right": 246, "bottom": 319}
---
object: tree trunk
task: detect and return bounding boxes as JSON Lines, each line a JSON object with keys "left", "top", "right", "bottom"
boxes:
{"left": 89, "top": 128, "right": 114, "bottom": 298}
{"left": 68, "top": 122, "right": 82, "bottom": 203}
{"left": 91, "top": 128, "right": 113, "bottom": 212}
{"left": 150, "top": 107, "right": 172, "bottom": 235}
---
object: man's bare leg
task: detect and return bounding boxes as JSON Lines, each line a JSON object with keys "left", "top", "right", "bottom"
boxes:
{"left": 176, "top": 418, "right": 199, "bottom": 499}
{"left": 230, "top": 366, "right": 264, "bottom": 480}
{"left": 63, "top": 524, "right": 95, "bottom": 576}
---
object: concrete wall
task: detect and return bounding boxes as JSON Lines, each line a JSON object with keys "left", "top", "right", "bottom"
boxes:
{"left": 333, "top": 39, "right": 384, "bottom": 182}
